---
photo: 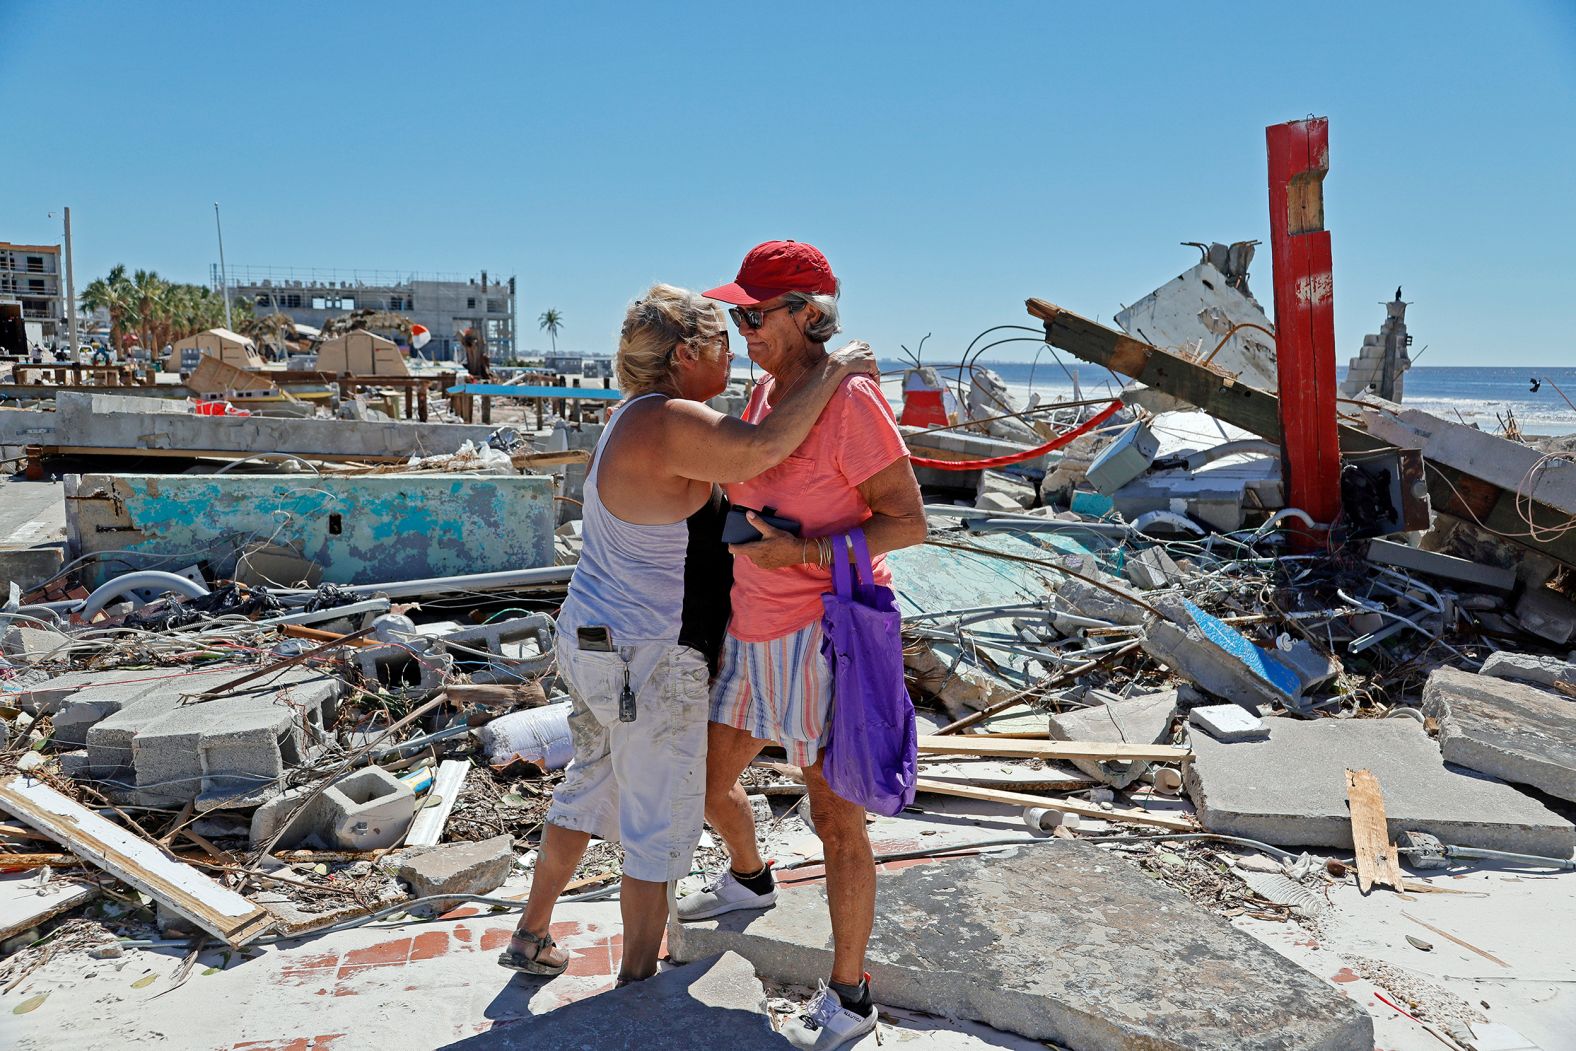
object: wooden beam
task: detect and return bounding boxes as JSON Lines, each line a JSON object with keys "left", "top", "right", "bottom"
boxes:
{"left": 918, "top": 735, "right": 1189, "bottom": 763}
{"left": 914, "top": 778, "right": 1194, "bottom": 831}
{"left": 0, "top": 776, "right": 273, "bottom": 946}
{"left": 1025, "top": 298, "right": 1576, "bottom": 567}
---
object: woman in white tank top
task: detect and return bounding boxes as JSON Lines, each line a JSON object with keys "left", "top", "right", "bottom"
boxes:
{"left": 502, "top": 284, "right": 876, "bottom": 986}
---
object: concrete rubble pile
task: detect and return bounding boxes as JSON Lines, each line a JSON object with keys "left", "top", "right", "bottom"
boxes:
{"left": 0, "top": 379, "right": 597, "bottom": 970}
{"left": 2, "top": 315, "right": 1575, "bottom": 1051}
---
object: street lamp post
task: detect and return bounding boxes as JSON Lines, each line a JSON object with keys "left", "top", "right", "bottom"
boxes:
{"left": 62, "top": 206, "right": 79, "bottom": 355}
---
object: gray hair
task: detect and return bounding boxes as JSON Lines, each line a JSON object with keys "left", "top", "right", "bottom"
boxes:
{"left": 784, "top": 282, "right": 842, "bottom": 344}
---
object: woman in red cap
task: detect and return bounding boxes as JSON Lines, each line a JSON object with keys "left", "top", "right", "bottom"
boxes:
{"left": 500, "top": 282, "right": 876, "bottom": 988}
{"left": 677, "top": 242, "right": 926, "bottom": 1050}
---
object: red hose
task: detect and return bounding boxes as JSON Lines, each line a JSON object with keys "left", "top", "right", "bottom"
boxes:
{"left": 908, "top": 400, "right": 1123, "bottom": 470}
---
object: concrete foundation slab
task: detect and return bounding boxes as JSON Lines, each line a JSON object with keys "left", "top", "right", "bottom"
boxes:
{"left": 1423, "top": 667, "right": 1576, "bottom": 803}
{"left": 669, "top": 844, "right": 1373, "bottom": 1050}
{"left": 448, "top": 951, "right": 791, "bottom": 1050}
{"left": 1047, "top": 690, "right": 1175, "bottom": 788}
{"left": 1184, "top": 717, "right": 1576, "bottom": 856}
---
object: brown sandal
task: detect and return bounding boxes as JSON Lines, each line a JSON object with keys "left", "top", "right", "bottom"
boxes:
{"left": 497, "top": 930, "right": 568, "bottom": 975}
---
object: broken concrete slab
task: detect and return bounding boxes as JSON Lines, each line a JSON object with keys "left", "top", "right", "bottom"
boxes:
{"left": 1052, "top": 573, "right": 1149, "bottom": 630}
{"left": 1514, "top": 587, "right": 1576, "bottom": 646}
{"left": 974, "top": 490, "right": 1027, "bottom": 513}
{"left": 0, "top": 545, "right": 63, "bottom": 595}
{"left": 976, "top": 469, "right": 1037, "bottom": 509}
{"left": 451, "top": 951, "right": 792, "bottom": 1051}
{"left": 1184, "top": 717, "right": 1576, "bottom": 856}
{"left": 1047, "top": 690, "right": 1175, "bottom": 788}
{"left": 1, "top": 624, "right": 72, "bottom": 661}
{"left": 0, "top": 870, "right": 97, "bottom": 942}
{"left": 669, "top": 843, "right": 1373, "bottom": 1050}
{"left": 1423, "top": 667, "right": 1576, "bottom": 803}
{"left": 1364, "top": 538, "right": 1516, "bottom": 591}
{"left": 1142, "top": 600, "right": 1311, "bottom": 715}
{"left": 1480, "top": 651, "right": 1576, "bottom": 690}
{"left": 391, "top": 833, "right": 515, "bottom": 900}
{"left": 903, "top": 642, "right": 1018, "bottom": 718}
{"left": 1188, "top": 703, "right": 1268, "bottom": 742}
{"left": 64, "top": 472, "right": 556, "bottom": 590}
{"left": 1123, "top": 545, "right": 1183, "bottom": 590}
{"left": 74, "top": 664, "right": 259, "bottom": 767}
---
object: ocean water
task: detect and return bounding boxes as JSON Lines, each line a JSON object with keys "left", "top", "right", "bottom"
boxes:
{"left": 858, "top": 361, "right": 1576, "bottom": 436}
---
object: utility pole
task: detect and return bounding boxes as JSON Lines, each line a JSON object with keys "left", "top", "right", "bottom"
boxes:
{"left": 62, "top": 206, "right": 79, "bottom": 355}
{"left": 213, "top": 202, "right": 233, "bottom": 330}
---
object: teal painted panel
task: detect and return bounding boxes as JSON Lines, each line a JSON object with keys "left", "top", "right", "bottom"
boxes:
{"left": 71, "top": 473, "right": 556, "bottom": 588}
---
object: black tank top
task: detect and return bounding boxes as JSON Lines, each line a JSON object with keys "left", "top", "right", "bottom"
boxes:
{"left": 679, "top": 484, "right": 734, "bottom": 674}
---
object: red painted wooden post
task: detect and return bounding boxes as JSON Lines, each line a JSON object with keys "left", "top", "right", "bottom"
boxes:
{"left": 1266, "top": 117, "right": 1341, "bottom": 548}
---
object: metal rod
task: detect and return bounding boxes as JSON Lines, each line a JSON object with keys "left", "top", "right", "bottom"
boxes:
{"left": 214, "top": 202, "right": 232, "bottom": 331}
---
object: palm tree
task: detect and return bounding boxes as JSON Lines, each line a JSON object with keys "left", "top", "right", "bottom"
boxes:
{"left": 538, "top": 308, "right": 563, "bottom": 354}
{"left": 80, "top": 265, "right": 129, "bottom": 349}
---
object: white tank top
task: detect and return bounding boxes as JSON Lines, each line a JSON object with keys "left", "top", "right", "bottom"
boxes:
{"left": 557, "top": 394, "right": 690, "bottom": 643}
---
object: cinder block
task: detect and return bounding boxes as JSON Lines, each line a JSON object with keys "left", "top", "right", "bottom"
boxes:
{"left": 324, "top": 767, "right": 416, "bottom": 850}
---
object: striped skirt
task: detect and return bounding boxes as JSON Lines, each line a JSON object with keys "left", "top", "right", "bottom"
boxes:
{"left": 709, "top": 619, "right": 833, "bottom": 767}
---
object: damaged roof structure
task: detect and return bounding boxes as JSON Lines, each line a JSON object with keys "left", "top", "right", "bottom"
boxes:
{"left": 1, "top": 115, "right": 1574, "bottom": 1051}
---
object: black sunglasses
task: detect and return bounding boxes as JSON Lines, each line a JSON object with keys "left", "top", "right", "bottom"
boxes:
{"left": 728, "top": 301, "right": 801, "bottom": 330}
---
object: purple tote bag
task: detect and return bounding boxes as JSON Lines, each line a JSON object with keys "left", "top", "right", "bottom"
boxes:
{"left": 819, "top": 528, "right": 917, "bottom": 817}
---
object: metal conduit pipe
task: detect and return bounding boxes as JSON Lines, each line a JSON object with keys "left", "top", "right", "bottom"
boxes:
{"left": 250, "top": 598, "right": 393, "bottom": 628}
{"left": 78, "top": 571, "right": 210, "bottom": 620}
{"left": 281, "top": 565, "right": 573, "bottom": 601}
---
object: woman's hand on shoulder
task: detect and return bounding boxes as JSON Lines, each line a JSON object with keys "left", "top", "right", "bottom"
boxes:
{"left": 727, "top": 512, "right": 810, "bottom": 571}
{"left": 827, "top": 340, "right": 877, "bottom": 379}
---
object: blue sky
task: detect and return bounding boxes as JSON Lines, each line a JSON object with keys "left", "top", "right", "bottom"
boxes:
{"left": 3, "top": 1, "right": 1573, "bottom": 366}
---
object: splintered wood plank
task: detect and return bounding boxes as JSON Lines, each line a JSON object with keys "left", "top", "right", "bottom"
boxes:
{"left": 0, "top": 776, "right": 273, "bottom": 947}
{"left": 918, "top": 735, "right": 1190, "bottom": 763}
{"left": 914, "top": 778, "right": 1194, "bottom": 831}
{"left": 1345, "top": 768, "right": 1404, "bottom": 894}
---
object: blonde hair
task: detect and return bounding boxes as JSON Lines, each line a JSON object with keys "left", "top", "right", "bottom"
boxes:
{"left": 615, "top": 284, "right": 726, "bottom": 394}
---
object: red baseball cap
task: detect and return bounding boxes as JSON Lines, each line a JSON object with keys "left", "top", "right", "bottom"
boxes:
{"left": 703, "top": 240, "right": 838, "bottom": 306}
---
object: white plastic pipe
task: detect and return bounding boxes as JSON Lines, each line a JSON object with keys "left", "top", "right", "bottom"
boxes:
{"left": 79, "top": 571, "right": 210, "bottom": 619}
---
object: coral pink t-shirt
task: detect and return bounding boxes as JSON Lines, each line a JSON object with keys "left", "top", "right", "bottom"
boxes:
{"left": 725, "top": 373, "right": 909, "bottom": 642}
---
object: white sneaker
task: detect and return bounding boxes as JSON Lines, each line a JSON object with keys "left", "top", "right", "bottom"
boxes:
{"left": 779, "top": 981, "right": 879, "bottom": 1050}
{"left": 675, "top": 868, "right": 777, "bottom": 921}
